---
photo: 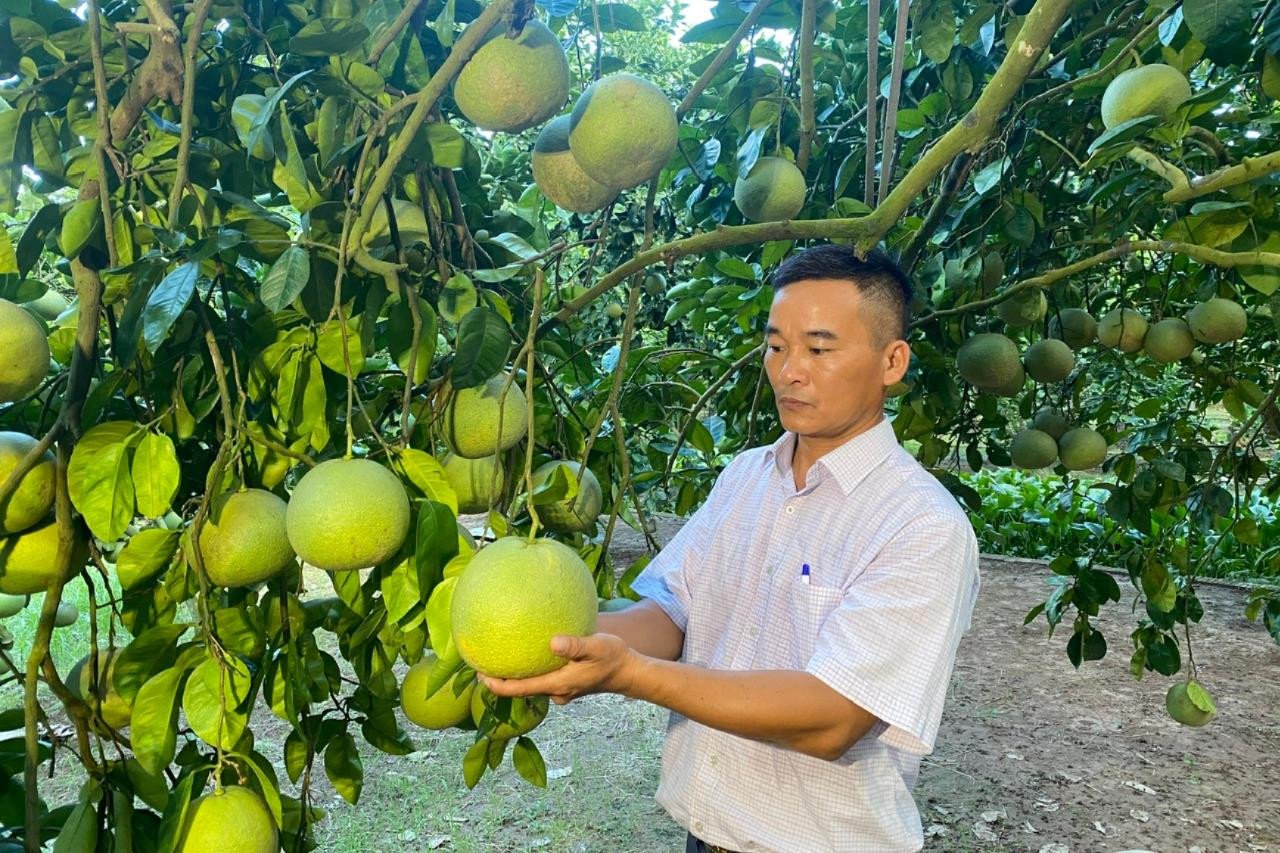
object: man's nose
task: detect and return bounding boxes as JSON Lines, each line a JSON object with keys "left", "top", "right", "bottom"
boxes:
{"left": 779, "top": 353, "right": 808, "bottom": 383}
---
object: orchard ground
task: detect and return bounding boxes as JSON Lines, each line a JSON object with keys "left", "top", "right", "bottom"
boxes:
{"left": 6, "top": 514, "right": 1277, "bottom": 853}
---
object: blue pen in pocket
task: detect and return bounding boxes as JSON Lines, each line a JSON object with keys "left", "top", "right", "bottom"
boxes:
{"left": 801, "top": 563, "right": 810, "bottom": 585}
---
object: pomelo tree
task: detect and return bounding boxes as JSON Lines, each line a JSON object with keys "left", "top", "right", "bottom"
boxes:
{"left": 0, "top": 0, "right": 1277, "bottom": 846}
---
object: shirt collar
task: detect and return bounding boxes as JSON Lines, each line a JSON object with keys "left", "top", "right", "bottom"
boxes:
{"left": 763, "top": 416, "right": 899, "bottom": 495}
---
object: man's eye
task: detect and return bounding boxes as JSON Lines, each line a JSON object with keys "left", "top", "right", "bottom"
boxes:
{"left": 810, "top": 348, "right": 827, "bottom": 355}
{"left": 767, "top": 344, "right": 783, "bottom": 352}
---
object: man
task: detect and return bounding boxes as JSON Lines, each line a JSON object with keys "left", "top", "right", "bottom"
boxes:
{"left": 482, "top": 244, "right": 980, "bottom": 852}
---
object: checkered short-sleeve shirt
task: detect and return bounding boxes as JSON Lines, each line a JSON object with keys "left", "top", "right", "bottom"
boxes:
{"left": 632, "top": 417, "right": 980, "bottom": 852}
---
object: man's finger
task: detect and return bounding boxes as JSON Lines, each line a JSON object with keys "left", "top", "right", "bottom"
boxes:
{"left": 549, "top": 634, "right": 590, "bottom": 659}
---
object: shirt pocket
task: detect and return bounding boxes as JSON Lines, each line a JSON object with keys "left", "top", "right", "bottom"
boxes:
{"left": 752, "top": 573, "right": 846, "bottom": 669}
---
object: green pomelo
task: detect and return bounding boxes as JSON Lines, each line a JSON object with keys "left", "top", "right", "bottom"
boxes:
{"left": 453, "top": 20, "right": 569, "bottom": 133}
{"left": 451, "top": 536, "right": 598, "bottom": 679}
{"left": 1009, "top": 429, "right": 1059, "bottom": 470}
{"left": 443, "top": 453, "right": 503, "bottom": 514}
{"left": 54, "top": 600, "right": 78, "bottom": 627}
{"left": 22, "top": 290, "right": 69, "bottom": 322}
{"left": 1165, "top": 680, "right": 1215, "bottom": 727}
{"left": 1101, "top": 64, "right": 1192, "bottom": 129}
{"left": 1024, "top": 339, "right": 1075, "bottom": 383}
{"left": 996, "top": 289, "right": 1047, "bottom": 327}
{"left": 442, "top": 376, "right": 529, "bottom": 459}
{"left": 471, "top": 690, "right": 549, "bottom": 740}
{"left": 569, "top": 73, "right": 678, "bottom": 190}
{"left": 1097, "top": 308, "right": 1148, "bottom": 352}
{"left": 0, "top": 519, "right": 87, "bottom": 595}
{"left": 531, "top": 115, "right": 619, "bottom": 213}
{"left": 733, "top": 156, "right": 807, "bottom": 223}
{"left": 0, "top": 431, "right": 56, "bottom": 535}
{"left": 68, "top": 648, "right": 132, "bottom": 730}
{"left": 530, "top": 460, "right": 603, "bottom": 534}
{"left": 1031, "top": 407, "right": 1070, "bottom": 440}
{"left": 1058, "top": 427, "right": 1108, "bottom": 471}
{"left": 0, "top": 592, "right": 27, "bottom": 617}
{"left": 990, "top": 363, "right": 1027, "bottom": 397}
{"left": 1144, "top": 318, "right": 1195, "bottom": 363}
{"left": 1185, "top": 298, "right": 1246, "bottom": 344}
{"left": 1047, "top": 308, "right": 1097, "bottom": 349}
{"left": 401, "top": 652, "right": 475, "bottom": 730}
{"left": 176, "top": 785, "right": 277, "bottom": 853}
{"left": 980, "top": 252, "right": 1005, "bottom": 289}
{"left": 286, "top": 458, "right": 410, "bottom": 571}
{"left": 0, "top": 298, "right": 51, "bottom": 403}
{"left": 956, "top": 333, "right": 1022, "bottom": 390}
{"left": 200, "top": 489, "right": 295, "bottom": 587}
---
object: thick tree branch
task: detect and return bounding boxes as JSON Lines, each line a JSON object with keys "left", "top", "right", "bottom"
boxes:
{"left": 1161, "top": 149, "right": 1280, "bottom": 203}
{"left": 864, "top": 0, "right": 880, "bottom": 207}
{"left": 369, "top": 0, "right": 428, "bottom": 65}
{"left": 677, "top": 0, "right": 777, "bottom": 119}
{"left": 110, "top": 1, "right": 183, "bottom": 141}
{"left": 166, "top": 0, "right": 213, "bottom": 228}
{"left": 899, "top": 153, "right": 974, "bottom": 273}
{"left": 1126, "top": 147, "right": 1190, "bottom": 193}
{"left": 876, "top": 0, "right": 910, "bottom": 204}
{"left": 796, "top": 0, "right": 816, "bottom": 173}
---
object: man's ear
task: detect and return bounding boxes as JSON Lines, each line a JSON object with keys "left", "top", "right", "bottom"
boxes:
{"left": 883, "top": 340, "right": 911, "bottom": 386}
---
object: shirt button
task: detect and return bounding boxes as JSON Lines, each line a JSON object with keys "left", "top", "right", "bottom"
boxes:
{"left": 785, "top": 505, "right": 795, "bottom": 514}
{"left": 694, "top": 820, "right": 705, "bottom": 833}
{"left": 709, "top": 753, "right": 719, "bottom": 767}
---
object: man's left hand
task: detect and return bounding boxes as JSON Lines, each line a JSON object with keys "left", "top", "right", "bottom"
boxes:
{"left": 479, "top": 633, "right": 637, "bottom": 705}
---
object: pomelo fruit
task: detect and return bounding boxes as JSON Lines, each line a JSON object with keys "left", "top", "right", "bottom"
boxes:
{"left": 401, "top": 652, "right": 475, "bottom": 730}
{"left": 1185, "top": 298, "right": 1246, "bottom": 344}
{"left": 1097, "top": 308, "right": 1148, "bottom": 352}
{"left": 1024, "top": 339, "right": 1075, "bottom": 383}
{"left": 995, "top": 289, "right": 1046, "bottom": 327}
{"left": 0, "top": 431, "right": 56, "bottom": 535}
{"left": 1165, "top": 680, "right": 1215, "bottom": 727}
{"left": 199, "top": 489, "right": 295, "bottom": 587}
{"left": 453, "top": 20, "right": 569, "bottom": 133}
{"left": 1010, "top": 429, "right": 1058, "bottom": 470}
{"left": 1047, "top": 308, "right": 1097, "bottom": 349}
{"left": 0, "top": 519, "right": 87, "bottom": 595}
{"left": 442, "top": 376, "right": 529, "bottom": 459}
{"left": 443, "top": 453, "right": 503, "bottom": 515}
{"left": 176, "top": 785, "right": 277, "bottom": 853}
{"left": 0, "top": 592, "right": 27, "bottom": 617}
{"left": 956, "top": 333, "right": 1022, "bottom": 391}
{"left": 530, "top": 460, "right": 603, "bottom": 534}
{"left": 68, "top": 647, "right": 132, "bottom": 730}
{"left": 1144, "top": 318, "right": 1195, "bottom": 363}
{"left": 0, "top": 298, "right": 50, "bottom": 403}
{"left": 21, "top": 290, "right": 69, "bottom": 322}
{"left": 1031, "top": 407, "right": 1070, "bottom": 440}
{"left": 569, "top": 73, "right": 678, "bottom": 190}
{"left": 1101, "top": 64, "right": 1191, "bottom": 129}
{"left": 733, "top": 156, "right": 807, "bottom": 223}
{"left": 531, "top": 115, "right": 619, "bottom": 213}
{"left": 451, "top": 536, "right": 598, "bottom": 679}
{"left": 286, "top": 458, "right": 410, "bottom": 571}
{"left": 1058, "top": 427, "right": 1108, "bottom": 471}
{"left": 54, "top": 600, "right": 78, "bottom": 627}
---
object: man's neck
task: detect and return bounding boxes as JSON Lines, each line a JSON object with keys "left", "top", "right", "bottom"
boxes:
{"left": 790, "top": 416, "right": 884, "bottom": 490}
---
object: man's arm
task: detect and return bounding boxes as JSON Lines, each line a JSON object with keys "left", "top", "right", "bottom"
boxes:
{"left": 596, "top": 599, "right": 684, "bottom": 661}
{"left": 480, "top": 632, "right": 879, "bottom": 762}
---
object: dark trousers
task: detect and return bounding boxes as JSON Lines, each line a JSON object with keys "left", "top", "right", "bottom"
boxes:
{"left": 685, "top": 832, "right": 737, "bottom": 853}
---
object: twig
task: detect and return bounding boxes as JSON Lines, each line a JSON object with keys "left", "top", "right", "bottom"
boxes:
{"left": 864, "top": 0, "right": 880, "bottom": 206}
{"left": 166, "top": 0, "right": 213, "bottom": 228}
{"left": 876, "top": 0, "right": 911, "bottom": 204}
{"left": 796, "top": 0, "right": 816, "bottom": 173}
{"left": 368, "top": 0, "right": 427, "bottom": 65}
{"left": 677, "top": 0, "right": 777, "bottom": 119}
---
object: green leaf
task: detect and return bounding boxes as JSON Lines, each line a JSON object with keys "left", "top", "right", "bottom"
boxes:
{"left": 451, "top": 308, "right": 511, "bottom": 390}
{"left": 290, "top": 18, "right": 370, "bottom": 56}
{"left": 114, "top": 624, "right": 190, "bottom": 702}
{"left": 116, "top": 527, "right": 181, "bottom": 590}
{"left": 914, "top": 0, "right": 956, "bottom": 65}
{"left": 425, "top": 576, "right": 458, "bottom": 660}
{"left": 60, "top": 199, "right": 100, "bottom": 260}
{"left": 388, "top": 297, "right": 437, "bottom": 385}
{"left": 463, "top": 737, "right": 489, "bottom": 788}
{"left": 512, "top": 736, "right": 547, "bottom": 787}
{"left": 68, "top": 420, "right": 139, "bottom": 541}
{"left": 0, "top": 227, "right": 16, "bottom": 275}
{"left": 261, "top": 246, "right": 310, "bottom": 312}
{"left": 246, "top": 70, "right": 314, "bottom": 164}
{"left": 324, "top": 732, "right": 364, "bottom": 804}
{"left": 595, "top": 2, "right": 647, "bottom": 31}
{"left": 395, "top": 449, "right": 457, "bottom": 512}
{"left": 415, "top": 499, "right": 457, "bottom": 597}
{"left": 316, "top": 314, "right": 364, "bottom": 375}
{"left": 131, "top": 431, "right": 179, "bottom": 518}
{"left": 1186, "top": 679, "right": 1216, "bottom": 714}
{"left": 1239, "top": 232, "right": 1280, "bottom": 296}
{"left": 1181, "top": 0, "right": 1253, "bottom": 50}
{"left": 142, "top": 262, "right": 198, "bottom": 354}
{"left": 424, "top": 122, "right": 466, "bottom": 169}
{"left": 51, "top": 796, "right": 99, "bottom": 853}
{"left": 284, "top": 729, "right": 309, "bottom": 785}
{"left": 183, "top": 655, "right": 252, "bottom": 750}
{"left": 381, "top": 556, "right": 421, "bottom": 624}
{"left": 131, "top": 667, "right": 185, "bottom": 775}
{"left": 439, "top": 272, "right": 478, "bottom": 324}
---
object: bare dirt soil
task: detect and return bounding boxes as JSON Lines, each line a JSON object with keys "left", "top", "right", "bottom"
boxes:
{"left": 610, "top": 517, "right": 1280, "bottom": 853}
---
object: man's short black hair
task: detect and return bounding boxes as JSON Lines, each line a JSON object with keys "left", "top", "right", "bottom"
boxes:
{"left": 771, "top": 245, "right": 914, "bottom": 344}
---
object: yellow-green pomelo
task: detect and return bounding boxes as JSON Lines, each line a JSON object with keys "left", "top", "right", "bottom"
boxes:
{"left": 199, "top": 489, "right": 295, "bottom": 587}
{"left": 980, "top": 252, "right": 1005, "bottom": 289}
{"left": 1185, "top": 298, "right": 1246, "bottom": 344}
{"left": 1101, "top": 64, "right": 1192, "bottom": 129}
{"left": 733, "top": 156, "right": 807, "bottom": 223}
{"left": 286, "top": 458, "right": 410, "bottom": 571}
{"left": 1010, "top": 429, "right": 1058, "bottom": 470}
{"left": 1048, "top": 308, "right": 1097, "bottom": 349}
{"left": 443, "top": 453, "right": 503, "bottom": 514}
{"left": 1165, "top": 680, "right": 1215, "bottom": 727}
{"left": 1097, "top": 308, "right": 1148, "bottom": 352}
{"left": 530, "top": 460, "right": 603, "bottom": 534}
{"left": 996, "top": 289, "right": 1047, "bottom": 327}
{"left": 0, "top": 298, "right": 51, "bottom": 403}
{"left": 68, "top": 648, "right": 131, "bottom": 729}
{"left": 1058, "top": 427, "right": 1108, "bottom": 471}
{"left": 176, "top": 785, "right": 277, "bottom": 853}
{"left": 453, "top": 20, "right": 569, "bottom": 133}
{"left": 569, "top": 73, "right": 678, "bottom": 190}
{"left": 990, "top": 363, "right": 1027, "bottom": 397}
{"left": 604, "top": 302, "right": 625, "bottom": 319}
{"left": 471, "top": 690, "right": 549, "bottom": 740}
{"left": 956, "top": 333, "right": 1022, "bottom": 391}
{"left": 442, "top": 376, "right": 529, "bottom": 459}
{"left": 1144, "top": 318, "right": 1195, "bottom": 363}
{"left": 1031, "top": 407, "right": 1070, "bottom": 440}
{"left": 54, "top": 600, "right": 78, "bottom": 627}
{"left": 22, "top": 290, "right": 69, "bottom": 322}
{"left": 401, "top": 653, "right": 475, "bottom": 730}
{"left": 0, "top": 431, "right": 55, "bottom": 535}
{"left": 0, "top": 519, "right": 86, "bottom": 595}
{"left": 0, "top": 592, "right": 27, "bottom": 617}
{"left": 531, "top": 115, "right": 619, "bottom": 213}
{"left": 1024, "top": 339, "right": 1075, "bottom": 383}
{"left": 451, "top": 536, "right": 598, "bottom": 679}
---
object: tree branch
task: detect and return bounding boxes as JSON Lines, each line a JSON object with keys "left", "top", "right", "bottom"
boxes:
{"left": 1161, "top": 148, "right": 1280, "bottom": 203}
{"left": 863, "top": 0, "right": 880, "bottom": 207}
{"left": 166, "top": 0, "right": 213, "bottom": 229}
{"left": 1126, "top": 147, "right": 1190, "bottom": 193}
{"left": 899, "top": 153, "right": 974, "bottom": 273}
{"left": 677, "top": 0, "right": 777, "bottom": 119}
{"left": 369, "top": 0, "right": 427, "bottom": 65}
{"left": 796, "top": 0, "right": 816, "bottom": 173}
{"left": 876, "top": 0, "right": 910, "bottom": 204}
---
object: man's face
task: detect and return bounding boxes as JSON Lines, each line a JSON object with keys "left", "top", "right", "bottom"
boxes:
{"left": 763, "top": 278, "right": 908, "bottom": 444}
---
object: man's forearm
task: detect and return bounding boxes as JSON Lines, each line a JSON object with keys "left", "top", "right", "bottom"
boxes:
{"left": 623, "top": 657, "right": 878, "bottom": 761}
{"left": 597, "top": 600, "right": 684, "bottom": 661}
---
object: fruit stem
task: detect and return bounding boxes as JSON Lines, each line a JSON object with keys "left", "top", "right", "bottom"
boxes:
{"left": 523, "top": 269, "right": 544, "bottom": 541}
